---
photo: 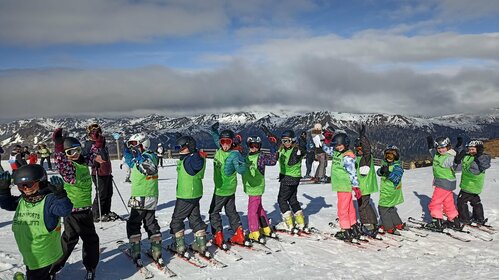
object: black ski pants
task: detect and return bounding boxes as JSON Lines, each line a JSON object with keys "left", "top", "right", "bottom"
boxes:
{"left": 27, "top": 264, "right": 54, "bottom": 280}
{"left": 305, "top": 152, "right": 314, "bottom": 176}
{"left": 170, "top": 198, "right": 206, "bottom": 234}
{"left": 457, "top": 190, "right": 484, "bottom": 224}
{"left": 126, "top": 208, "right": 161, "bottom": 238}
{"left": 50, "top": 210, "right": 100, "bottom": 274}
{"left": 209, "top": 194, "right": 241, "bottom": 233}
{"left": 378, "top": 206, "right": 402, "bottom": 231}
{"left": 91, "top": 175, "right": 113, "bottom": 219}
{"left": 357, "top": 195, "right": 378, "bottom": 225}
{"left": 277, "top": 183, "right": 302, "bottom": 214}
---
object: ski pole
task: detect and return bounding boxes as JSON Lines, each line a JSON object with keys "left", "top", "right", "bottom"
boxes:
{"left": 112, "top": 177, "right": 130, "bottom": 215}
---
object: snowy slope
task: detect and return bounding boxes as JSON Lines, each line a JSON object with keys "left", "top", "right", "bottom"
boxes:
{"left": 0, "top": 159, "right": 498, "bottom": 280}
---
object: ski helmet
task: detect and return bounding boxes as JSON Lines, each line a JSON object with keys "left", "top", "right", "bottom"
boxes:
{"left": 246, "top": 136, "right": 262, "bottom": 149}
{"left": 63, "top": 137, "right": 82, "bottom": 150}
{"left": 281, "top": 130, "right": 295, "bottom": 139}
{"left": 219, "top": 129, "right": 235, "bottom": 140}
{"left": 332, "top": 132, "right": 350, "bottom": 147}
{"left": 384, "top": 145, "right": 400, "bottom": 161}
{"left": 176, "top": 136, "right": 196, "bottom": 152}
{"left": 86, "top": 123, "right": 101, "bottom": 134}
{"left": 466, "top": 140, "right": 483, "bottom": 148}
{"left": 128, "top": 133, "right": 151, "bottom": 150}
{"left": 434, "top": 137, "right": 451, "bottom": 148}
{"left": 13, "top": 164, "right": 47, "bottom": 186}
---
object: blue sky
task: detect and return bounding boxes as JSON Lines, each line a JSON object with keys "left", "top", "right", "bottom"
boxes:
{"left": 1, "top": 0, "right": 498, "bottom": 119}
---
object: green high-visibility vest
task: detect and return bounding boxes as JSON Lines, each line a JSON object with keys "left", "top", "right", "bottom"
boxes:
{"left": 459, "top": 155, "right": 486, "bottom": 194}
{"left": 12, "top": 196, "right": 63, "bottom": 269}
{"left": 243, "top": 153, "right": 265, "bottom": 196}
{"left": 213, "top": 149, "right": 237, "bottom": 196}
{"left": 63, "top": 162, "right": 92, "bottom": 208}
{"left": 378, "top": 162, "right": 404, "bottom": 207}
{"left": 131, "top": 151, "right": 159, "bottom": 197}
{"left": 331, "top": 151, "right": 354, "bottom": 192}
{"left": 278, "top": 148, "right": 301, "bottom": 178}
{"left": 176, "top": 156, "right": 206, "bottom": 199}
{"left": 356, "top": 156, "right": 378, "bottom": 195}
{"left": 433, "top": 153, "right": 455, "bottom": 180}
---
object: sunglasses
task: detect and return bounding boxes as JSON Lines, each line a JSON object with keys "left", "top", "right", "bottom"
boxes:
{"left": 65, "top": 146, "right": 82, "bottom": 156}
{"left": 220, "top": 138, "right": 233, "bottom": 146}
{"left": 281, "top": 138, "right": 293, "bottom": 144}
{"left": 127, "top": 140, "right": 139, "bottom": 148}
{"left": 16, "top": 180, "right": 39, "bottom": 189}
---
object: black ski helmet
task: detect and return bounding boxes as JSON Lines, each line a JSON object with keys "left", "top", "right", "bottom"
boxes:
{"left": 384, "top": 145, "right": 400, "bottom": 161}
{"left": 246, "top": 136, "right": 262, "bottom": 148}
{"left": 434, "top": 137, "right": 451, "bottom": 148}
{"left": 219, "top": 129, "right": 235, "bottom": 140}
{"left": 13, "top": 164, "right": 48, "bottom": 185}
{"left": 332, "top": 132, "right": 350, "bottom": 147}
{"left": 281, "top": 130, "right": 295, "bottom": 139}
{"left": 176, "top": 135, "right": 197, "bottom": 151}
{"left": 64, "top": 137, "right": 82, "bottom": 150}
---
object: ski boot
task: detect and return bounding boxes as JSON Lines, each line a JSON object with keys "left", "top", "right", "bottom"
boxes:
{"left": 386, "top": 228, "right": 401, "bottom": 235}
{"left": 445, "top": 219, "right": 463, "bottom": 231}
{"left": 13, "top": 272, "right": 25, "bottom": 280}
{"left": 424, "top": 218, "right": 444, "bottom": 232}
{"left": 275, "top": 211, "right": 295, "bottom": 233}
{"left": 249, "top": 230, "right": 266, "bottom": 244}
{"left": 149, "top": 233, "right": 162, "bottom": 261}
{"left": 261, "top": 226, "right": 278, "bottom": 238}
{"left": 377, "top": 225, "right": 385, "bottom": 235}
{"left": 85, "top": 269, "right": 96, "bottom": 280}
{"left": 173, "top": 230, "right": 187, "bottom": 256}
{"left": 395, "top": 223, "right": 406, "bottom": 231}
{"left": 230, "top": 226, "right": 251, "bottom": 246}
{"left": 362, "top": 224, "right": 379, "bottom": 238}
{"left": 294, "top": 210, "right": 310, "bottom": 233}
{"left": 351, "top": 223, "right": 366, "bottom": 240}
{"left": 192, "top": 230, "right": 209, "bottom": 257}
{"left": 334, "top": 229, "right": 355, "bottom": 242}
{"left": 129, "top": 234, "right": 142, "bottom": 263}
{"left": 213, "top": 230, "right": 229, "bottom": 250}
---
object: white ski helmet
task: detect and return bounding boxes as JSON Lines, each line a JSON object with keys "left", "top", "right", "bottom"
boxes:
{"left": 128, "top": 133, "right": 151, "bottom": 150}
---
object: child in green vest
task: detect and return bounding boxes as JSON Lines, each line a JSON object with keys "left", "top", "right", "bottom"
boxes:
{"left": 425, "top": 136, "right": 461, "bottom": 231}
{"left": 209, "top": 122, "right": 248, "bottom": 249}
{"left": 377, "top": 146, "right": 405, "bottom": 235}
{"left": 51, "top": 128, "right": 100, "bottom": 280}
{"left": 353, "top": 125, "right": 379, "bottom": 237}
{"left": 123, "top": 133, "right": 163, "bottom": 264}
{"left": 275, "top": 128, "right": 308, "bottom": 233}
{"left": 243, "top": 134, "right": 279, "bottom": 243}
{"left": 170, "top": 136, "right": 209, "bottom": 256}
{"left": 322, "top": 132, "right": 360, "bottom": 241}
{"left": 0, "top": 165, "right": 72, "bottom": 280}
{"left": 454, "top": 140, "right": 491, "bottom": 225}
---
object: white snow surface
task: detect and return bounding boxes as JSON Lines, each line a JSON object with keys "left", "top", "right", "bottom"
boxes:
{"left": 0, "top": 159, "right": 498, "bottom": 280}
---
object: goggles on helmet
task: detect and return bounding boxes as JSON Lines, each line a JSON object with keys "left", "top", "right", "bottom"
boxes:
{"left": 127, "top": 140, "right": 139, "bottom": 148}
{"left": 220, "top": 138, "right": 233, "bottom": 146}
{"left": 65, "top": 146, "right": 82, "bottom": 156}
{"left": 248, "top": 142, "right": 261, "bottom": 149}
{"left": 16, "top": 180, "right": 40, "bottom": 189}
{"left": 281, "top": 138, "right": 293, "bottom": 144}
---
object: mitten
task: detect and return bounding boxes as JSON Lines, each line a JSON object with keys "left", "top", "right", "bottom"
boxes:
{"left": 49, "top": 176, "right": 68, "bottom": 198}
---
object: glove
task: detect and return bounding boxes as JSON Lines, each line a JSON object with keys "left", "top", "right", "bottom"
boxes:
{"left": 131, "top": 147, "right": 144, "bottom": 164}
{"left": 119, "top": 164, "right": 123, "bottom": 170}
{"left": 49, "top": 176, "right": 68, "bottom": 198}
{"left": 353, "top": 187, "right": 362, "bottom": 200}
{"left": 199, "top": 150, "right": 208, "bottom": 158}
{"left": 211, "top": 122, "right": 220, "bottom": 133}
{"left": 454, "top": 149, "right": 466, "bottom": 165}
{"left": 0, "top": 171, "right": 12, "bottom": 191}
{"left": 94, "top": 135, "right": 105, "bottom": 149}
{"left": 456, "top": 137, "right": 463, "bottom": 149}
{"left": 426, "top": 135, "right": 434, "bottom": 150}
{"left": 233, "top": 134, "right": 242, "bottom": 145}
{"left": 358, "top": 124, "right": 366, "bottom": 138}
{"left": 379, "top": 165, "right": 390, "bottom": 177}
{"left": 52, "top": 128, "right": 65, "bottom": 153}
{"left": 268, "top": 135, "right": 278, "bottom": 144}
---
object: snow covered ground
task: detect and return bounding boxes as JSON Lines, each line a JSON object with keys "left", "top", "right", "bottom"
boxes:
{"left": 0, "top": 158, "right": 498, "bottom": 280}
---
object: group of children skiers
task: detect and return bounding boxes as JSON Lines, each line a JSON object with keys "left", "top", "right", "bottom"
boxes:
{"left": 0, "top": 122, "right": 493, "bottom": 280}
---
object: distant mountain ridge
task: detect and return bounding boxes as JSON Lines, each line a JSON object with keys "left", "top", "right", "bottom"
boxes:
{"left": 1, "top": 110, "right": 498, "bottom": 161}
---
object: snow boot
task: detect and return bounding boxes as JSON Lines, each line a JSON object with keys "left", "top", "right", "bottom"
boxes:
{"left": 129, "top": 234, "right": 142, "bottom": 262}
{"left": 149, "top": 233, "right": 162, "bottom": 261}
{"left": 85, "top": 269, "right": 96, "bottom": 280}
{"left": 213, "top": 231, "right": 228, "bottom": 250}
{"left": 249, "top": 230, "right": 265, "bottom": 244}
{"left": 173, "top": 231, "right": 186, "bottom": 255}
{"left": 191, "top": 230, "right": 208, "bottom": 255}
{"left": 294, "top": 210, "right": 306, "bottom": 231}
{"left": 275, "top": 211, "right": 294, "bottom": 232}
{"left": 230, "top": 226, "right": 250, "bottom": 246}
{"left": 425, "top": 218, "right": 444, "bottom": 232}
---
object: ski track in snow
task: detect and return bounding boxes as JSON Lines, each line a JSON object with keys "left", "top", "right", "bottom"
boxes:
{"left": 1, "top": 159, "right": 498, "bottom": 280}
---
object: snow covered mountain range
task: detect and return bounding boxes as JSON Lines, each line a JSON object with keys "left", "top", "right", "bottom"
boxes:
{"left": 1, "top": 110, "right": 498, "bottom": 161}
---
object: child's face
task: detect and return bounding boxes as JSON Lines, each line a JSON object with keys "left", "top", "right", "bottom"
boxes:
{"left": 335, "top": 144, "right": 345, "bottom": 152}
{"left": 355, "top": 146, "right": 363, "bottom": 155}
{"left": 18, "top": 181, "right": 40, "bottom": 196}
{"left": 437, "top": 146, "right": 448, "bottom": 155}
{"left": 467, "top": 146, "right": 477, "bottom": 155}
{"left": 220, "top": 138, "right": 232, "bottom": 152}
{"left": 179, "top": 147, "right": 189, "bottom": 155}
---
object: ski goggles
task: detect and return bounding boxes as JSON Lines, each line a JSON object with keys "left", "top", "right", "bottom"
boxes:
{"left": 127, "top": 140, "right": 139, "bottom": 148}
{"left": 248, "top": 142, "right": 261, "bottom": 149}
{"left": 281, "top": 138, "right": 293, "bottom": 144}
{"left": 219, "top": 138, "right": 233, "bottom": 146}
{"left": 16, "top": 180, "right": 40, "bottom": 189}
{"left": 86, "top": 123, "right": 100, "bottom": 133}
{"left": 65, "top": 146, "right": 82, "bottom": 156}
